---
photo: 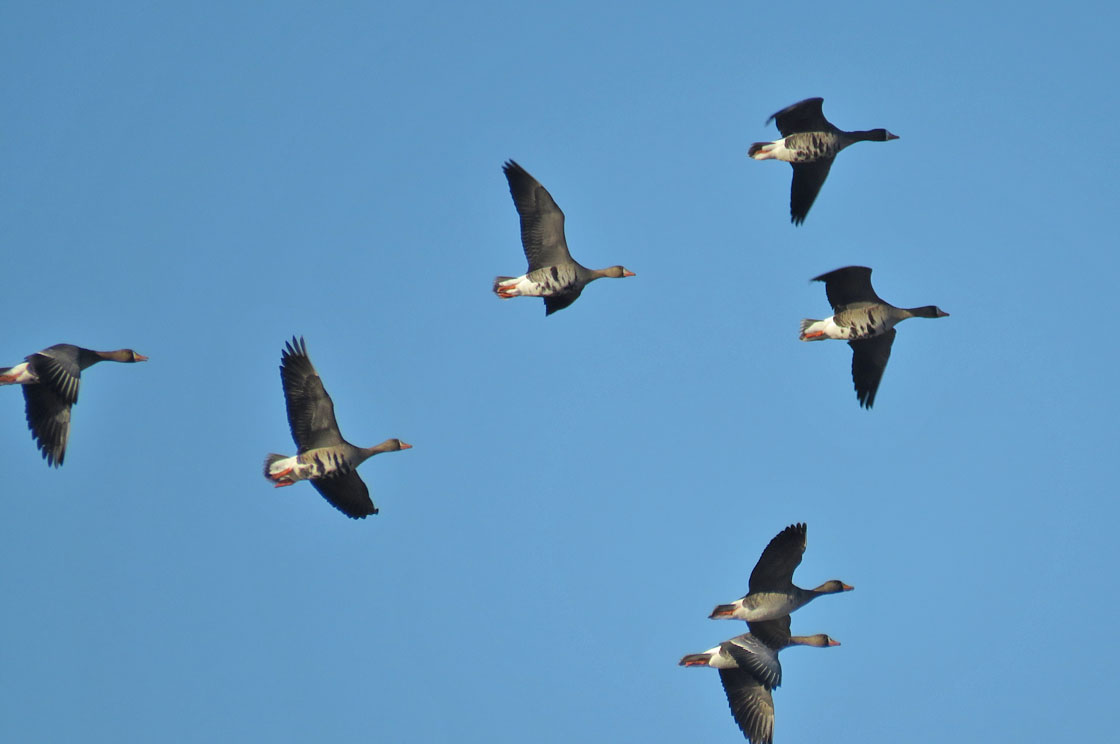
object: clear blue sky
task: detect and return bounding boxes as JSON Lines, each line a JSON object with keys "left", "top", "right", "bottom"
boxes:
{"left": 2, "top": 2, "right": 1117, "bottom": 742}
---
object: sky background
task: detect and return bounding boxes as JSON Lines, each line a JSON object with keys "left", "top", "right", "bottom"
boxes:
{"left": 2, "top": 2, "right": 1118, "bottom": 742}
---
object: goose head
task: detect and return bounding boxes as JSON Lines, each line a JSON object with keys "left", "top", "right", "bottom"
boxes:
{"left": 813, "top": 580, "right": 854, "bottom": 595}
{"left": 790, "top": 634, "right": 841, "bottom": 648}
{"left": 100, "top": 349, "right": 149, "bottom": 363}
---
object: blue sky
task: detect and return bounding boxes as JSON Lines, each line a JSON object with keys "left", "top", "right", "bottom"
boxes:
{"left": 2, "top": 2, "right": 1117, "bottom": 742}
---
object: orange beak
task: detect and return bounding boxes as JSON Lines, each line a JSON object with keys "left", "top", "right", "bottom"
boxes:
{"left": 399, "top": 441, "right": 413, "bottom": 450}
{"left": 623, "top": 270, "right": 636, "bottom": 277}
{"left": 135, "top": 354, "right": 149, "bottom": 362}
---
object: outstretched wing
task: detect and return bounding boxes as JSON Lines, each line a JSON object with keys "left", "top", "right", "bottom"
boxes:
{"left": 310, "top": 471, "right": 378, "bottom": 519}
{"left": 23, "top": 384, "right": 72, "bottom": 467}
{"left": 21, "top": 351, "right": 84, "bottom": 467}
{"left": 789, "top": 158, "right": 835, "bottom": 225}
{"left": 543, "top": 287, "right": 584, "bottom": 316}
{"left": 28, "top": 351, "right": 82, "bottom": 406}
{"left": 725, "top": 635, "right": 783, "bottom": 691}
{"left": 280, "top": 337, "right": 344, "bottom": 452}
{"left": 813, "top": 266, "right": 882, "bottom": 312}
{"left": 746, "top": 616, "right": 793, "bottom": 655}
{"left": 503, "top": 160, "right": 573, "bottom": 272}
{"left": 748, "top": 523, "right": 807, "bottom": 592}
{"left": 719, "top": 667, "right": 775, "bottom": 744}
{"left": 768, "top": 97, "right": 828, "bottom": 137}
{"left": 850, "top": 329, "right": 896, "bottom": 409}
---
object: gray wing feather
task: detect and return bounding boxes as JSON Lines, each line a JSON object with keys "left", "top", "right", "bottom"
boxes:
{"left": 749, "top": 523, "right": 807, "bottom": 592}
{"left": 850, "top": 329, "right": 896, "bottom": 409}
{"left": 746, "top": 617, "right": 793, "bottom": 654}
{"left": 280, "top": 337, "right": 345, "bottom": 452}
{"left": 724, "top": 637, "right": 783, "bottom": 690}
{"left": 310, "top": 471, "right": 377, "bottom": 519}
{"left": 789, "top": 158, "right": 835, "bottom": 225}
{"left": 813, "top": 266, "right": 882, "bottom": 311}
{"left": 718, "top": 668, "right": 775, "bottom": 744}
{"left": 23, "top": 383, "right": 72, "bottom": 467}
{"left": 28, "top": 352, "right": 81, "bottom": 405}
{"left": 769, "top": 97, "right": 828, "bottom": 137}
{"left": 503, "top": 160, "right": 573, "bottom": 272}
{"left": 21, "top": 350, "right": 83, "bottom": 467}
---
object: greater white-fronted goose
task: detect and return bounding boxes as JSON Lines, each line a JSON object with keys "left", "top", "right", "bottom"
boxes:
{"left": 0, "top": 344, "right": 148, "bottom": 467}
{"left": 800, "top": 266, "right": 950, "bottom": 409}
{"left": 263, "top": 336, "right": 411, "bottom": 519}
{"left": 709, "top": 523, "right": 852, "bottom": 622}
{"left": 748, "top": 97, "right": 898, "bottom": 225}
{"left": 493, "top": 160, "right": 634, "bottom": 315}
{"left": 680, "top": 615, "right": 839, "bottom": 744}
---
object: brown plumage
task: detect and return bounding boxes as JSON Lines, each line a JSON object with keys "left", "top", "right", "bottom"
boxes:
{"left": 263, "top": 336, "right": 411, "bottom": 519}
{"left": 0, "top": 344, "right": 147, "bottom": 466}
{"left": 495, "top": 160, "right": 635, "bottom": 315}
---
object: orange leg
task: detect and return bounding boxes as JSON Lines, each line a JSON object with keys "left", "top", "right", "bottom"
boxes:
{"left": 801, "top": 331, "right": 825, "bottom": 339}
{"left": 273, "top": 480, "right": 295, "bottom": 488}
{"left": 270, "top": 467, "right": 293, "bottom": 479}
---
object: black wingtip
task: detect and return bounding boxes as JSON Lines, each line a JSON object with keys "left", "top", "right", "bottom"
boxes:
{"left": 857, "top": 390, "right": 876, "bottom": 409}
{"left": 282, "top": 335, "right": 308, "bottom": 360}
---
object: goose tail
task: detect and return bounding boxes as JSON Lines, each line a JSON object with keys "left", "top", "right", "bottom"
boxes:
{"left": 799, "top": 318, "right": 824, "bottom": 340}
{"left": 263, "top": 453, "right": 288, "bottom": 480}
{"left": 748, "top": 141, "right": 774, "bottom": 159}
{"left": 708, "top": 603, "right": 739, "bottom": 619}
{"left": 494, "top": 276, "right": 521, "bottom": 299}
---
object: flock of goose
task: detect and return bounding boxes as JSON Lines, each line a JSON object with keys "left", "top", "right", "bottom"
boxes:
{"left": 682, "top": 523, "right": 851, "bottom": 743}
{"left": 2, "top": 97, "right": 946, "bottom": 742}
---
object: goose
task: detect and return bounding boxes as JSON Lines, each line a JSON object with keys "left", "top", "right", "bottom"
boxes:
{"left": 494, "top": 160, "right": 634, "bottom": 315}
{"left": 800, "top": 266, "right": 949, "bottom": 409}
{"left": 263, "top": 336, "right": 411, "bottom": 519}
{"left": 709, "top": 523, "right": 852, "bottom": 622}
{"left": 748, "top": 97, "right": 898, "bottom": 225}
{"left": 0, "top": 344, "right": 147, "bottom": 466}
{"left": 680, "top": 616, "right": 839, "bottom": 744}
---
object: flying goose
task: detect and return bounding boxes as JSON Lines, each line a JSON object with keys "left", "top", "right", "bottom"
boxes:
{"left": 749, "top": 97, "right": 898, "bottom": 225}
{"left": 710, "top": 523, "right": 852, "bottom": 622}
{"left": 494, "top": 160, "right": 634, "bottom": 315}
{"left": 0, "top": 344, "right": 148, "bottom": 466}
{"left": 801, "top": 266, "right": 949, "bottom": 408}
{"left": 680, "top": 615, "right": 839, "bottom": 744}
{"left": 263, "top": 336, "right": 411, "bottom": 519}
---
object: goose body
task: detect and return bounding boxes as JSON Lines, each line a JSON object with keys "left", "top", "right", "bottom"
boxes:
{"left": 748, "top": 97, "right": 898, "bottom": 225}
{"left": 800, "top": 266, "right": 949, "bottom": 408}
{"left": 263, "top": 442, "right": 400, "bottom": 485}
{"left": 1, "top": 344, "right": 147, "bottom": 466}
{"left": 749, "top": 131, "right": 848, "bottom": 164}
{"left": 264, "top": 336, "right": 411, "bottom": 519}
{"left": 680, "top": 616, "right": 839, "bottom": 744}
{"left": 495, "top": 160, "right": 634, "bottom": 315}
{"left": 709, "top": 523, "right": 852, "bottom": 622}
